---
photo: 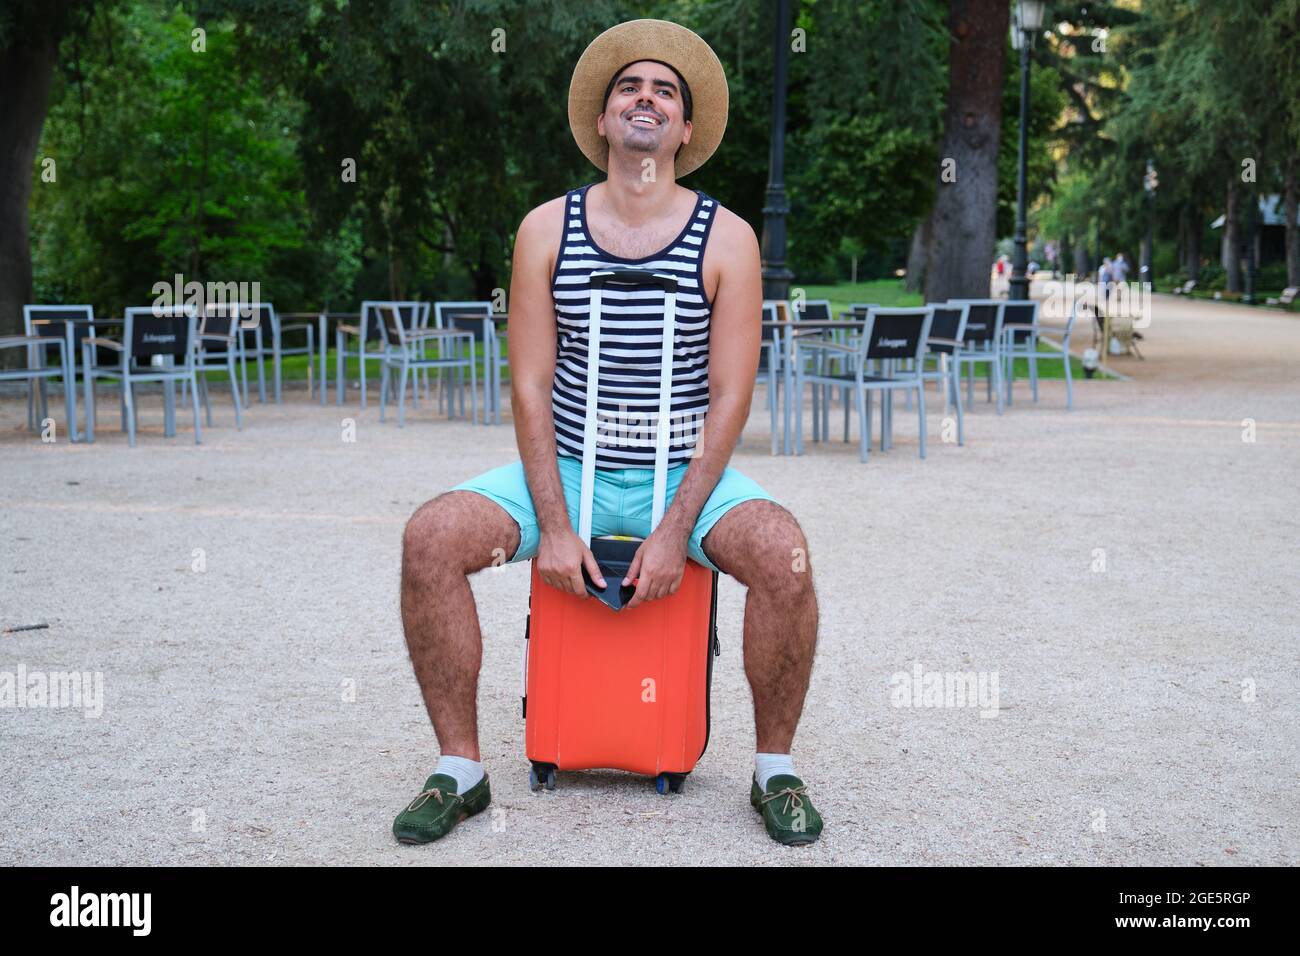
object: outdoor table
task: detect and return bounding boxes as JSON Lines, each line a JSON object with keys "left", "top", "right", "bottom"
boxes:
{"left": 763, "top": 318, "right": 865, "bottom": 455}
{"left": 311, "top": 312, "right": 358, "bottom": 406}
{"left": 441, "top": 310, "right": 508, "bottom": 425}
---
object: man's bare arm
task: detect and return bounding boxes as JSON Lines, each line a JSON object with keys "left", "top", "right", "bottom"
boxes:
{"left": 660, "top": 207, "right": 762, "bottom": 536}
{"left": 508, "top": 199, "right": 605, "bottom": 596}
{"left": 508, "top": 201, "right": 568, "bottom": 534}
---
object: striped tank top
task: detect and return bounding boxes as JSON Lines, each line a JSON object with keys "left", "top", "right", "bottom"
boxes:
{"left": 550, "top": 182, "right": 719, "bottom": 469}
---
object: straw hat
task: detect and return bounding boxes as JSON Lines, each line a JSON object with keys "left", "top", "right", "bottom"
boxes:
{"left": 567, "top": 19, "right": 728, "bottom": 178}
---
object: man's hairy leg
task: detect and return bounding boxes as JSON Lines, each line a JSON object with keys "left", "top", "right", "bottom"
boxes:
{"left": 702, "top": 500, "right": 818, "bottom": 752}
{"left": 400, "top": 490, "right": 522, "bottom": 762}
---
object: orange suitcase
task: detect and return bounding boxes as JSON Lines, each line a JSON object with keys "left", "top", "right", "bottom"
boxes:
{"left": 522, "top": 269, "right": 720, "bottom": 794}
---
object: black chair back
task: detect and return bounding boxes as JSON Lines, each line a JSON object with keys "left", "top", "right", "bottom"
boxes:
{"left": 1001, "top": 301, "right": 1038, "bottom": 345}
{"left": 760, "top": 303, "right": 782, "bottom": 343}
{"left": 864, "top": 309, "right": 931, "bottom": 362}
{"left": 130, "top": 313, "right": 191, "bottom": 364}
{"left": 26, "top": 306, "right": 103, "bottom": 360}
{"left": 200, "top": 309, "right": 240, "bottom": 359}
{"left": 795, "top": 300, "right": 831, "bottom": 323}
{"left": 960, "top": 302, "right": 1002, "bottom": 344}
{"left": 758, "top": 303, "right": 781, "bottom": 369}
{"left": 927, "top": 306, "right": 967, "bottom": 354}
{"left": 202, "top": 312, "right": 239, "bottom": 338}
{"left": 28, "top": 307, "right": 89, "bottom": 339}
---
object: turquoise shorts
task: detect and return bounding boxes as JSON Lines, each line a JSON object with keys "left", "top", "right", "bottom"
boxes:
{"left": 450, "top": 454, "right": 779, "bottom": 574}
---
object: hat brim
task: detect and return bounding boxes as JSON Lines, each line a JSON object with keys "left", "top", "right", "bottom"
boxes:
{"left": 568, "top": 19, "right": 728, "bottom": 179}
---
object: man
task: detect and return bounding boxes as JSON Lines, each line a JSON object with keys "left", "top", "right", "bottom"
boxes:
{"left": 392, "top": 19, "right": 823, "bottom": 848}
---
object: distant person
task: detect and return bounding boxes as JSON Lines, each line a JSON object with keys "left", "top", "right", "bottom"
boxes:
{"left": 1098, "top": 258, "right": 1114, "bottom": 318}
{"left": 1113, "top": 253, "right": 1129, "bottom": 283}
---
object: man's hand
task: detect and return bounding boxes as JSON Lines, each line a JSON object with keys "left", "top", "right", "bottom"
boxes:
{"left": 623, "top": 524, "right": 689, "bottom": 610}
{"left": 537, "top": 528, "right": 605, "bottom": 599}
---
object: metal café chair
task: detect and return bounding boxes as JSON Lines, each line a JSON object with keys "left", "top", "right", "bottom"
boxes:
{"left": 920, "top": 302, "right": 970, "bottom": 446}
{"left": 818, "top": 302, "right": 882, "bottom": 441}
{"left": 376, "top": 304, "right": 476, "bottom": 427}
{"left": 14, "top": 305, "right": 84, "bottom": 441}
{"left": 1008, "top": 297, "right": 1083, "bottom": 410}
{"left": 794, "top": 306, "right": 935, "bottom": 462}
{"left": 999, "top": 299, "right": 1042, "bottom": 407}
{"left": 228, "top": 301, "right": 314, "bottom": 404}
{"left": 337, "top": 301, "right": 428, "bottom": 407}
{"left": 188, "top": 305, "right": 245, "bottom": 429}
{"left": 82, "top": 306, "right": 202, "bottom": 447}
{"left": 946, "top": 298, "right": 1007, "bottom": 415}
{"left": 751, "top": 301, "right": 783, "bottom": 454}
{"left": 791, "top": 299, "right": 835, "bottom": 436}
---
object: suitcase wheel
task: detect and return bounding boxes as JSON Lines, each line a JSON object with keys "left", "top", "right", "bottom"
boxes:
{"left": 529, "top": 763, "right": 557, "bottom": 792}
{"left": 655, "top": 773, "right": 686, "bottom": 795}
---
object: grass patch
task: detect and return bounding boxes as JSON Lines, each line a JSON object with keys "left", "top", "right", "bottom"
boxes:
{"left": 797, "top": 278, "right": 924, "bottom": 316}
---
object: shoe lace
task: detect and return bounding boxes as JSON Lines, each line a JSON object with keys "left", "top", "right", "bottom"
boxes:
{"left": 761, "top": 785, "right": 808, "bottom": 816}
{"left": 406, "top": 787, "right": 460, "bottom": 813}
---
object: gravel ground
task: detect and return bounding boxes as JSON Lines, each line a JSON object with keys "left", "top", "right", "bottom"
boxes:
{"left": 2, "top": 293, "right": 1297, "bottom": 866}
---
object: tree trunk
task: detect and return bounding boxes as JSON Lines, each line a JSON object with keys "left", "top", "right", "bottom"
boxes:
{"left": 1186, "top": 203, "right": 1201, "bottom": 282}
{"left": 472, "top": 264, "right": 498, "bottom": 301}
{"left": 923, "top": 1, "right": 1009, "bottom": 303}
{"left": 1222, "top": 175, "right": 1241, "bottom": 292}
{"left": 0, "top": 32, "right": 62, "bottom": 347}
{"left": 904, "top": 215, "right": 930, "bottom": 292}
{"left": 1285, "top": 152, "right": 1299, "bottom": 288}
{"left": 1073, "top": 239, "right": 1088, "bottom": 277}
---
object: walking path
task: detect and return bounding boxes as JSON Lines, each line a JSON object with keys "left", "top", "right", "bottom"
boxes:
{"left": 2, "top": 293, "right": 1296, "bottom": 864}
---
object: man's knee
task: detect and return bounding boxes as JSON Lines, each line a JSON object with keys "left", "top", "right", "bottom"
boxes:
{"left": 403, "top": 491, "right": 516, "bottom": 576}
{"left": 710, "top": 501, "right": 813, "bottom": 593}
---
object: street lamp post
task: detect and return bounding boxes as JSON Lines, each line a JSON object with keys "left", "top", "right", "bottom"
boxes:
{"left": 760, "top": 0, "right": 794, "bottom": 303}
{"left": 1009, "top": 0, "right": 1046, "bottom": 301}
{"left": 1243, "top": 190, "right": 1257, "bottom": 304}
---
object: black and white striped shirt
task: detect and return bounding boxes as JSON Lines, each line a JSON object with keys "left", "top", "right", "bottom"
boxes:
{"left": 550, "top": 182, "right": 719, "bottom": 469}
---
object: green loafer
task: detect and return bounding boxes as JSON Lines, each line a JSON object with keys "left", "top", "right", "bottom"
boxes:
{"left": 751, "top": 773, "right": 823, "bottom": 846}
{"left": 392, "top": 772, "right": 491, "bottom": 845}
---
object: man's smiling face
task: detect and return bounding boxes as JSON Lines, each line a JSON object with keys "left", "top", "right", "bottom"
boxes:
{"left": 597, "top": 59, "right": 693, "bottom": 166}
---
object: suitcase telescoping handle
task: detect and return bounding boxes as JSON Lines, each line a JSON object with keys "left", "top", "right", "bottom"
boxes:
{"left": 579, "top": 269, "right": 679, "bottom": 547}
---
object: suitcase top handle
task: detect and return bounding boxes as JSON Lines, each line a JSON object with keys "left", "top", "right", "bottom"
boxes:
{"left": 590, "top": 269, "right": 679, "bottom": 292}
{"left": 579, "top": 269, "right": 679, "bottom": 545}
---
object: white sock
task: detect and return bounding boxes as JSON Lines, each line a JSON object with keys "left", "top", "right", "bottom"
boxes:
{"left": 755, "top": 752, "right": 796, "bottom": 790}
{"left": 434, "top": 755, "right": 484, "bottom": 794}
